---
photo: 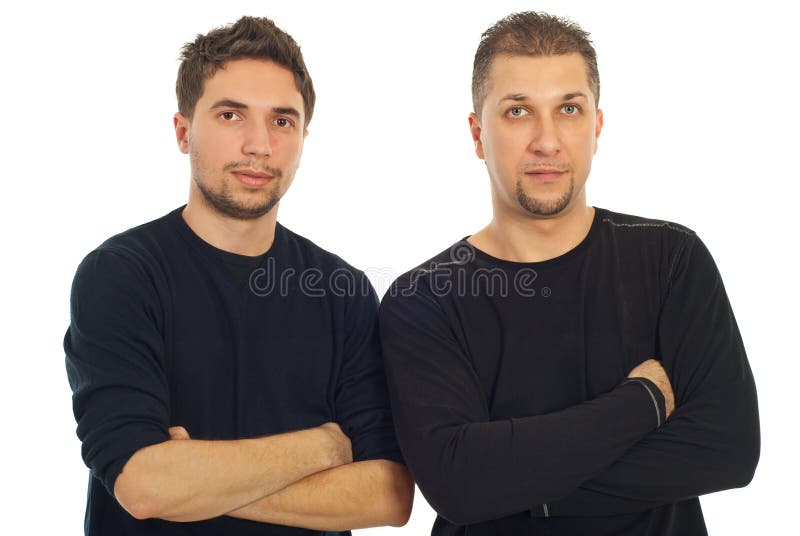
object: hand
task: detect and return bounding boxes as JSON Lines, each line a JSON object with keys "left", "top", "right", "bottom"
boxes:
{"left": 319, "top": 422, "right": 353, "bottom": 468}
{"left": 627, "top": 359, "right": 675, "bottom": 419}
{"left": 169, "top": 426, "right": 191, "bottom": 440}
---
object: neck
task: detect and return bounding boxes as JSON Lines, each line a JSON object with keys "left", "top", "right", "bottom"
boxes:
{"left": 182, "top": 196, "right": 279, "bottom": 257}
{"left": 469, "top": 195, "right": 595, "bottom": 263}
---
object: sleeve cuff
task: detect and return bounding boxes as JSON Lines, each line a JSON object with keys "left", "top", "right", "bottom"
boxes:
{"left": 622, "top": 377, "right": 666, "bottom": 428}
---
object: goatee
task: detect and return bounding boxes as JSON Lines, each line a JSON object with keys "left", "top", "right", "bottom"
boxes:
{"left": 515, "top": 176, "right": 574, "bottom": 217}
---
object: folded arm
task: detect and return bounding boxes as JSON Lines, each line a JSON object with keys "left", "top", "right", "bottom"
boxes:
{"left": 539, "top": 235, "right": 760, "bottom": 517}
{"left": 379, "top": 284, "right": 668, "bottom": 526}
{"left": 65, "top": 250, "right": 349, "bottom": 522}
{"left": 154, "top": 279, "right": 415, "bottom": 528}
{"left": 229, "top": 458, "right": 413, "bottom": 530}
{"left": 114, "top": 423, "right": 351, "bottom": 522}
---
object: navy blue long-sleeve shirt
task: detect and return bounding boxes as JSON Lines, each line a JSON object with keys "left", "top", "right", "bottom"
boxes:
{"left": 65, "top": 206, "right": 402, "bottom": 535}
{"left": 379, "top": 208, "right": 759, "bottom": 535}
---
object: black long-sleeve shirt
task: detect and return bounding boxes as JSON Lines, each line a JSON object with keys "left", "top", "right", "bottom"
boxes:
{"left": 379, "top": 208, "right": 759, "bottom": 536}
{"left": 64, "top": 206, "right": 402, "bottom": 535}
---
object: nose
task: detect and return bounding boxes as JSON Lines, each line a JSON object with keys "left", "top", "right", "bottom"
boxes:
{"left": 527, "top": 115, "right": 560, "bottom": 157}
{"left": 242, "top": 121, "right": 273, "bottom": 158}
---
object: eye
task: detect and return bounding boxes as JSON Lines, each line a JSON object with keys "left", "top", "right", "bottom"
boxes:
{"left": 561, "top": 104, "right": 580, "bottom": 115}
{"left": 273, "top": 117, "right": 295, "bottom": 128}
{"left": 219, "top": 111, "right": 242, "bottom": 121}
{"left": 507, "top": 106, "right": 528, "bottom": 118}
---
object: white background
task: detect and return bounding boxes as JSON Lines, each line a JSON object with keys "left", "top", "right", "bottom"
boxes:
{"left": 0, "top": 0, "right": 797, "bottom": 533}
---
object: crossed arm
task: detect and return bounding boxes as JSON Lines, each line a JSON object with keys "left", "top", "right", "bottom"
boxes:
{"left": 537, "top": 237, "right": 759, "bottom": 517}
{"left": 66, "top": 248, "right": 413, "bottom": 530}
{"left": 378, "top": 236, "right": 759, "bottom": 525}
{"left": 114, "top": 424, "right": 413, "bottom": 528}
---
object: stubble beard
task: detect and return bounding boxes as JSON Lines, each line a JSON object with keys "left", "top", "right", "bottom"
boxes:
{"left": 191, "top": 150, "right": 283, "bottom": 221}
{"left": 193, "top": 172, "right": 281, "bottom": 220}
{"left": 515, "top": 174, "right": 575, "bottom": 217}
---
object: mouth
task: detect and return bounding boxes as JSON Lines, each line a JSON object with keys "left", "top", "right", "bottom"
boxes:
{"left": 524, "top": 168, "right": 566, "bottom": 184}
{"left": 232, "top": 169, "right": 275, "bottom": 188}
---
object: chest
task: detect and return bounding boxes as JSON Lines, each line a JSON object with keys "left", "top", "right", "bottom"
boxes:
{"left": 161, "top": 274, "right": 341, "bottom": 438}
{"left": 449, "top": 264, "right": 661, "bottom": 419}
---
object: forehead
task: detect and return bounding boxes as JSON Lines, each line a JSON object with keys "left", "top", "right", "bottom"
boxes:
{"left": 199, "top": 58, "right": 303, "bottom": 108}
{"left": 486, "top": 53, "right": 593, "bottom": 102}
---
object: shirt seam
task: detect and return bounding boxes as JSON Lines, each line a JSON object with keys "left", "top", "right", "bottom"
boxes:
{"left": 624, "top": 378, "right": 662, "bottom": 427}
{"left": 601, "top": 217, "right": 693, "bottom": 236}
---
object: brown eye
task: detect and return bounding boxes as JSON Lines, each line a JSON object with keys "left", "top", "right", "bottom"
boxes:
{"left": 220, "top": 111, "right": 239, "bottom": 121}
{"left": 273, "top": 117, "right": 293, "bottom": 128}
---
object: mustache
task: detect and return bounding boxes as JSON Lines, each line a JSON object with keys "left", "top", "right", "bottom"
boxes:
{"left": 223, "top": 161, "right": 283, "bottom": 178}
{"left": 519, "top": 164, "right": 571, "bottom": 173}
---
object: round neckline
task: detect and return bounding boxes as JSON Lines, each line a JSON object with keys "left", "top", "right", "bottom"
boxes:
{"left": 464, "top": 207, "right": 603, "bottom": 269}
{"left": 170, "top": 205, "right": 283, "bottom": 267}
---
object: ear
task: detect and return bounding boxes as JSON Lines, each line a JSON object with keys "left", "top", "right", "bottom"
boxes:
{"left": 174, "top": 112, "right": 191, "bottom": 154}
{"left": 468, "top": 112, "right": 485, "bottom": 160}
{"left": 593, "top": 108, "right": 604, "bottom": 154}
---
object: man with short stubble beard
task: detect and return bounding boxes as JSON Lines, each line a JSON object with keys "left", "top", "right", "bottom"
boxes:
{"left": 380, "top": 11, "right": 759, "bottom": 536}
{"left": 64, "top": 16, "right": 412, "bottom": 536}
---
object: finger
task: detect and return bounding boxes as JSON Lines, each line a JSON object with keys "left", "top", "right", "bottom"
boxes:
{"left": 169, "top": 426, "right": 190, "bottom": 440}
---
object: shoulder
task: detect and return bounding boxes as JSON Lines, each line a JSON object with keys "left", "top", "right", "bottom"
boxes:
{"left": 383, "top": 243, "right": 465, "bottom": 297}
{"left": 378, "top": 243, "right": 468, "bottom": 326}
{"left": 73, "top": 209, "right": 181, "bottom": 293}
{"left": 596, "top": 208, "right": 698, "bottom": 262}
{"left": 277, "top": 224, "right": 378, "bottom": 309}
{"left": 594, "top": 208, "right": 725, "bottom": 299}
{"left": 93, "top": 209, "right": 178, "bottom": 262}
{"left": 597, "top": 208, "right": 695, "bottom": 239}
{"left": 278, "top": 223, "right": 365, "bottom": 276}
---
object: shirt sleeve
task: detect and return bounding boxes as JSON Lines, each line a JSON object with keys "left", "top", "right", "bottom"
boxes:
{"left": 538, "top": 234, "right": 760, "bottom": 517}
{"left": 334, "top": 273, "right": 404, "bottom": 464}
{"left": 379, "top": 279, "right": 667, "bottom": 526}
{"left": 64, "top": 247, "right": 171, "bottom": 497}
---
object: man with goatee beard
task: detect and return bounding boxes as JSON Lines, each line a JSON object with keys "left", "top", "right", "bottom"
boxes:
{"left": 379, "top": 11, "right": 759, "bottom": 536}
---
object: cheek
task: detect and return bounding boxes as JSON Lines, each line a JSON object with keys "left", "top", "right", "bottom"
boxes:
{"left": 484, "top": 128, "right": 523, "bottom": 163}
{"left": 191, "top": 127, "right": 217, "bottom": 154}
{"left": 565, "top": 128, "right": 597, "bottom": 161}
{"left": 267, "top": 137, "right": 303, "bottom": 180}
{"left": 484, "top": 137, "right": 523, "bottom": 190}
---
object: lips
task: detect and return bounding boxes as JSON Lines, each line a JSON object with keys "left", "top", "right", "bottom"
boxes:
{"left": 525, "top": 168, "right": 566, "bottom": 183}
{"left": 232, "top": 170, "right": 275, "bottom": 187}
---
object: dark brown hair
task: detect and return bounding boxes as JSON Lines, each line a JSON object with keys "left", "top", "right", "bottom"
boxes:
{"left": 176, "top": 16, "right": 315, "bottom": 126}
{"left": 472, "top": 12, "right": 599, "bottom": 115}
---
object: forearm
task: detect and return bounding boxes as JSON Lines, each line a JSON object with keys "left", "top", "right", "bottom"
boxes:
{"left": 381, "top": 295, "right": 671, "bottom": 524}
{"left": 542, "top": 374, "right": 760, "bottom": 517}
{"left": 228, "top": 460, "right": 414, "bottom": 530}
{"left": 540, "top": 236, "right": 762, "bottom": 517}
{"left": 114, "top": 426, "right": 340, "bottom": 522}
{"left": 395, "top": 380, "right": 664, "bottom": 525}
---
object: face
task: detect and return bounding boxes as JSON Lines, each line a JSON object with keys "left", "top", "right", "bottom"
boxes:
{"left": 469, "top": 53, "right": 603, "bottom": 219}
{"left": 174, "top": 58, "right": 307, "bottom": 220}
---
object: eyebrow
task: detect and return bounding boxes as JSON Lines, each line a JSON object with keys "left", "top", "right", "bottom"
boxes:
{"left": 497, "top": 93, "right": 528, "bottom": 105}
{"left": 210, "top": 99, "right": 248, "bottom": 110}
{"left": 272, "top": 106, "right": 301, "bottom": 119}
{"left": 209, "top": 100, "right": 301, "bottom": 119}
{"left": 562, "top": 92, "right": 588, "bottom": 101}
{"left": 497, "top": 91, "right": 589, "bottom": 105}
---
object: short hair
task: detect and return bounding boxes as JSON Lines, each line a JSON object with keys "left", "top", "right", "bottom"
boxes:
{"left": 472, "top": 11, "right": 599, "bottom": 115}
{"left": 176, "top": 16, "right": 315, "bottom": 126}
